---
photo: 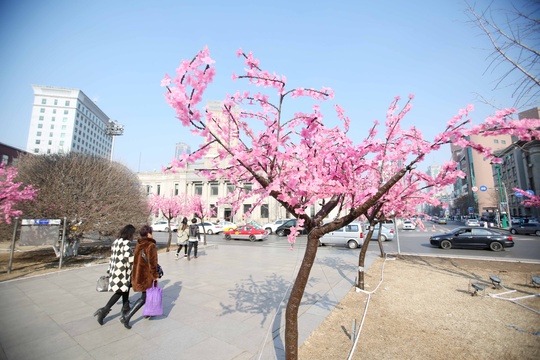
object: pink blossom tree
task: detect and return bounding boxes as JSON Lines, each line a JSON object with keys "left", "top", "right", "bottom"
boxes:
{"left": 187, "top": 194, "right": 216, "bottom": 245}
{"left": 162, "top": 47, "right": 540, "bottom": 359}
{"left": 0, "top": 163, "right": 37, "bottom": 224}
{"left": 513, "top": 188, "right": 540, "bottom": 208}
{"left": 148, "top": 193, "right": 189, "bottom": 251}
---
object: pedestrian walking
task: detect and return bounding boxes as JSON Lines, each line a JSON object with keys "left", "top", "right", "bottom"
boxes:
{"left": 120, "top": 225, "right": 159, "bottom": 329}
{"left": 175, "top": 217, "right": 189, "bottom": 259}
{"left": 187, "top": 218, "right": 200, "bottom": 260}
{"left": 94, "top": 224, "right": 136, "bottom": 325}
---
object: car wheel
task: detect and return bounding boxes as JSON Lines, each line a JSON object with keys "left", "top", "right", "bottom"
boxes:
{"left": 165, "top": 227, "right": 169, "bottom": 232}
{"left": 207, "top": 229, "right": 214, "bottom": 235}
{"left": 490, "top": 241, "right": 503, "bottom": 252}
{"left": 347, "top": 240, "right": 359, "bottom": 249}
{"left": 318, "top": 240, "right": 324, "bottom": 247}
{"left": 535, "top": 230, "right": 540, "bottom": 236}
{"left": 265, "top": 227, "right": 273, "bottom": 234}
{"left": 276, "top": 229, "right": 286, "bottom": 237}
{"left": 510, "top": 229, "right": 517, "bottom": 235}
{"left": 225, "top": 234, "right": 231, "bottom": 240}
{"left": 249, "top": 235, "right": 256, "bottom": 242}
{"left": 380, "top": 235, "right": 387, "bottom": 242}
{"left": 440, "top": 240, "right": 452, "bottom": 249}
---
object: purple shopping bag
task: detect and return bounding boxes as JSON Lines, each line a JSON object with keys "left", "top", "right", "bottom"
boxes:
{"left": 142, "top": 281, "right": 163, "bottom": 317}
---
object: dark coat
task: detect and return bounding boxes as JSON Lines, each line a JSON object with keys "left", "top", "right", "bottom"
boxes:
{"left": 131, "top": 237, "right": 158, "bottom": 292}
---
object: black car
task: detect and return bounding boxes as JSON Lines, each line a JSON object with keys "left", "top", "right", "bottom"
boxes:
{"left": 429, "top": 227, "right": 514, "bottom": 252}
{"left": 509, "top": 223, "right": 540, "bottom": 236}
{"left": 275, "top": 219, "right": 306, "bottom": 237}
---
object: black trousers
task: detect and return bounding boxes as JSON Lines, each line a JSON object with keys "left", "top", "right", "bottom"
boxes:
{"left": 187, "top": 241, "right": 198, "bottom": 257}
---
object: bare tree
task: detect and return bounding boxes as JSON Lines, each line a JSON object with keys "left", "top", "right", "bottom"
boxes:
{"left": 15, "top": 153, "right": 149, "bottom": 241}
{"left": 466, "top": 0, "right": 540, "bottom": 109}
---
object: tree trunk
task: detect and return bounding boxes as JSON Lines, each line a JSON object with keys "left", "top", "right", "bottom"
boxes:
{"left": 377, "top": 223, "right": 385, "bottom": 257}
{"left": 166, "top": 229, "right": 172, "bottom": 252}
{"left": 357, "top": 234, "right": 372, "bottom": 289}
{"left": 285, "top": 233, "right": 319, "bottom": 359}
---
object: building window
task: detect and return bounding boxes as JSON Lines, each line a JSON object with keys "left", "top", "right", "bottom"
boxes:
{"left": 35, "top": 140, "right": 40, "bottom": 144}
{"left": 60, "top": 133, "right": 65, "bottom": 138}
{"left": 501, "top": 140, "right": 506, "bottom": 144}
{"left": 34, "top": 149, "right": 39, "bottom": 153}
{"left": 64, "top": 110, "right": 68, "bottom": 115}
{"left": 36, "top": 131, "right": 42, "bottom": 136}
{"left": 59, "top": 141, "right": 64, "bottom": 146}
{"left": 2, "top": 155, "right": 8, "bottom": 165}
{"left": 61, "top": 125, "right": 67, "bottom": 130}
{"left": 494, "top": 139, "right": 499, "bottom": 144}
{"left": 243, "top": 204, "right": 251, "bottom": 215}
{"left": 243, "top": 183, "right": 252, "bottom": 194}
{"left": 211, "top": 182, "right": 219, "bottom": 196}
{"left": 49, "top": 132, "right": 53, "bottom": 137}
{"left": 65, "top": 100, "right": 70, "bottom": 106}
{"left": 54, "top": 99, "right": 58, "bottom": 105}
{"left": 260, "top": 204, "right": 269, "bottom": 218}
{"left": 210, "top": 204, "right": 217, "bottom": 216}
{"left": 39, "top": 116, "right": 44, "bottom": 121}
{"left": 47, "top": 149, "right": 51, "bottom": 154}
{"left": 50, "top": 124, "right": 55, "bottom": 130}
{"left": 53, "top": 109, "right": 56, "bottom": 114}
{"left": 48, "top": 140, "right": 52, "bottom": 145}
{"left": 51, "top": 117, "right": 55, "bottom": 122}
{"left": 41, "top": 99, "right": 46, "bottom": 104}
{"left": 38, "top": 124, "right": 43, "bottom": 129}
{"left": 40, "top": 108, "right": 45, "bottom": 113}
{"left": 63, "top": 118, "right": 67, "bottom": 122}
{"left": 194, "top": 182, "right": 203, "bottom": 195}
{"left": 227, "top": 182, "right": 234, "bottom": 194}
{"left": 157, "top": 185, "right": 161, "bottom": 195}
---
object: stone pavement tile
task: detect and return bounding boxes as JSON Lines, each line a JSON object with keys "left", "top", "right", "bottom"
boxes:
{"left": 41, "top": 345, "right": 93, "bottom": 360}
{"left": 72, "top": 323, "right": 134, "bottom": 352}
{"left": 86, "top": 331, "right": 173, "bottom": 360}
{"left": 175, "top": 335, "right": 244, "bottom": 360}
{"left": 3, "top": 331, "right": 78, "bottom": 360}
{"left": 0, "top": 311, "right": 65, "bottom": 351}
{"left": 0, "top": 285, "right": 35, "bottom": 310}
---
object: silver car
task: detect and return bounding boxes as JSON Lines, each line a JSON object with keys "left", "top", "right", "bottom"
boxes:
{"left": 319, "top": 222, "right": 364, "bottom": 249}
{"left": 363, "top": 224, "right": 395, "bottom": 241}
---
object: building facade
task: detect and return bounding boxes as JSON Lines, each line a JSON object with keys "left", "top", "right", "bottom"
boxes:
{"left": 451, "top": 133, "right": 514, "bottom": 218}
{"left": 26, "top": 85, "right": 114, "bottom": 158}
{"left": 0, "top": 142, "right": 27, "bottom": 166}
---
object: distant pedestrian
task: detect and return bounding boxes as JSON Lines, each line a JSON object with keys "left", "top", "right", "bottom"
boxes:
{"left": 120, "top": 225, "right": 159, "bottom": 329}
{"left": 94, "top": 224, "right": 136, "bottom": 326}
{"left": 175, "top": 217, "right": 189, "bottom": 259}
{"left": 187, "top": 218, "right": 200, "bottom": 260}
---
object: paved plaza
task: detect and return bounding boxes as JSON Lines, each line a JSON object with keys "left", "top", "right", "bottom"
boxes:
{"left": 0, "top": 243, "right": 378, "bottom": 360}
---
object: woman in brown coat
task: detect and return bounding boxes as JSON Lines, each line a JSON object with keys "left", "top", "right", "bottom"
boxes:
{"left": 120, "top": 225, "right": 159, "bottom": 329}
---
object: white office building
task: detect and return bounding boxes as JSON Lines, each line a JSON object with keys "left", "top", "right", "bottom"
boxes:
{"left": 26, "top": 85, "right": 114, "bottom": 157}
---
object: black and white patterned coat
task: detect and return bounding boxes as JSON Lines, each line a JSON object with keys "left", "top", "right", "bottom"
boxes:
{"left": 107, "top": 238, "right": 133, "bottom": 293}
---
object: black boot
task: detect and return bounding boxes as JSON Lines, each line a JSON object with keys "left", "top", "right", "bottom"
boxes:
{"left": 120, "top": 298, "right": 144, "bottom": 329}
{"left": 121, "top": 302, "right": 131, "bottom": 317}
{"left": 93, "top": 307, "right": 110, "bottom": 326}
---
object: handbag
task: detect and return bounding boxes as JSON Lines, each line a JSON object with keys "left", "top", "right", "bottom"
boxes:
{"left": 177, "top": 230, "right": 188, "bottom": 244}
{"left": 142, "top": 281, "right": 163, "bottom": 316}
{"left": 96, "top": 275, "right": 109, "bottom": 292}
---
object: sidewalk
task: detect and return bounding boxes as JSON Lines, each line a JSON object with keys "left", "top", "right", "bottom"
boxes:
{"left": 0, "top": 243, "right": 378, "bottom": 360}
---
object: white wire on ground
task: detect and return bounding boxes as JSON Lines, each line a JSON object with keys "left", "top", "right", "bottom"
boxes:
{"left": 347, "top": 255, "right": 395, "bottom": 360}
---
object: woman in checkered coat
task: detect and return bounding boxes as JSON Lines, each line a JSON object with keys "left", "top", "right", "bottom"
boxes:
{"left": 93, "top": 224, "right": 136, "bottom": 325}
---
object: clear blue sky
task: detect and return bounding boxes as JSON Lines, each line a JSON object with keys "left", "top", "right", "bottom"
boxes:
{"left": 0, "top": 0, "right": 527, "bottom": 173}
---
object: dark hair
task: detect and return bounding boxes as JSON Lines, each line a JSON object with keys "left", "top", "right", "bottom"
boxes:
{"left": 140, "top": 225, "right": 153, "bottom": 237}
{"left": 191, "top": 218, "right": 197, "bottom": 224}
{"left": 118, "top": 224, "right": 136, "bottom": 240}
{"left": 182, "top": 217, "right": 188, "bottom": 224}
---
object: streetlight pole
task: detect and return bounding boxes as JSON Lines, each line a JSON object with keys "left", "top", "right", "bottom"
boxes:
{"left": 106, "top": 120, "right": 124, "bottom": 162}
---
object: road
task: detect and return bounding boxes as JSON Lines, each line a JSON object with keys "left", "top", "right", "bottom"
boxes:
{"left": 152, "top": 220, "right": 540, "bottom": 263}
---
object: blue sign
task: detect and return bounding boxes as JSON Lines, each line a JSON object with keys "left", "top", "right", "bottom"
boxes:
{"left": 526, "top": 190, "right": 535, "bottom": 196}
{"left": 479, "top": 185, "right": 488, "bottom": 192}
{"left": 34, "top": 219, "right": 51, "bottom": 225}
{"left": 515, "top": 191, "right": 523, "bottom": 197}
{"left": 468, "top": 207, "right": 474, "bottom": 213}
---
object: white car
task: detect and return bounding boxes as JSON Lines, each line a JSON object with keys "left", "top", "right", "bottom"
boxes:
{"left": 465, "top": 219, "right": 480, "bottom": 227}
{"left": 402, "top": 220, "right": 416, "bottom": 230}
{"left": 196, "top": 222, "right": 223, "bottom": 235}
{"left": 262, "top": 219, "right": 289, "bottom": 234}
{"left": 215, "top": 220, "right": 237, "bottom": 232}
{"left": 152, "top": 221, "right": 179, "bottom": 232}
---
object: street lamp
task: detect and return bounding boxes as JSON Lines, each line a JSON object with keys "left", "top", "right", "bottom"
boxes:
{"left": 106, "top": 120, "right": 124, "bottom": 162}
